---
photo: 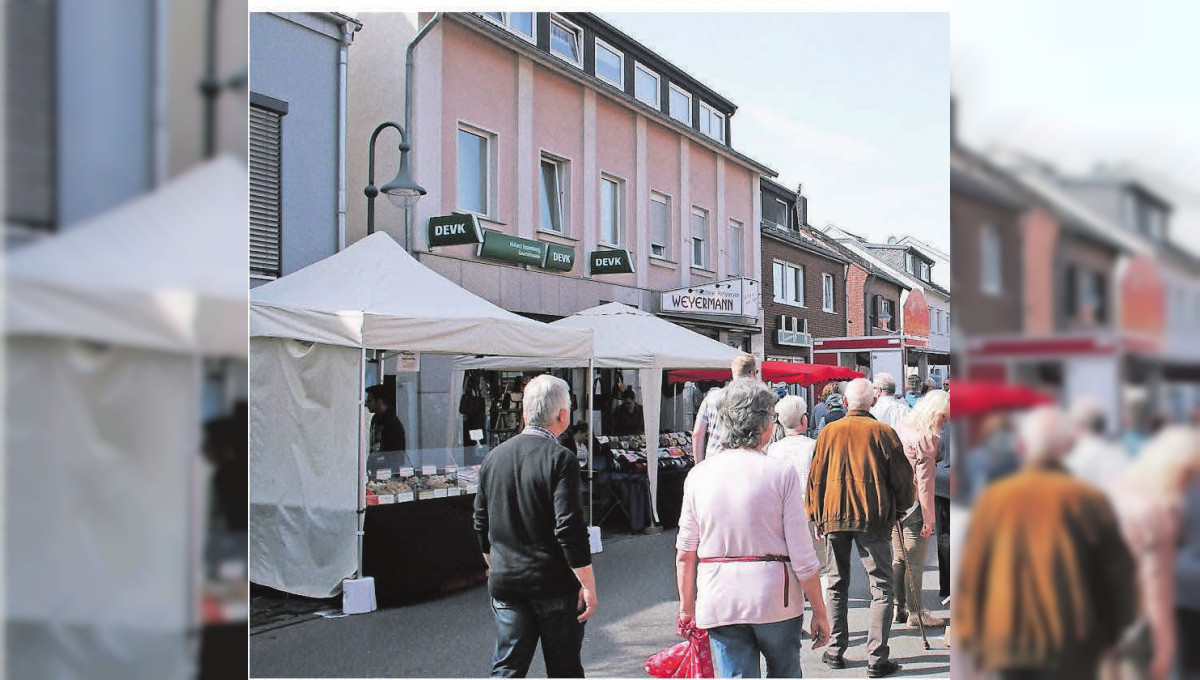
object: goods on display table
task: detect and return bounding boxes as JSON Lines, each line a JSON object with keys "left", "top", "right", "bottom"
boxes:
{"left": 365, "top": 465, "right": 480, "bottom": 504}
{"left": 594, "top": 432, "right": 695, "bottom": 472}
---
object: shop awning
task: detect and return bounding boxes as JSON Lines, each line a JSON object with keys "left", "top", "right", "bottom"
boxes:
{"left": 668, "top": 361, "right": 863, "bottom": 387}
{"left": 950, "top": 380, "right": 1055, "bottom": 419}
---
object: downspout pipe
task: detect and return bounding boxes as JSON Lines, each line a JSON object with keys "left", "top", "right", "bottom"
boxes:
{"left": 336, "top": 20, "right": 359, "bottom": 251}
{"left": 404, "top": 12, "right": 444, "bottom": 251}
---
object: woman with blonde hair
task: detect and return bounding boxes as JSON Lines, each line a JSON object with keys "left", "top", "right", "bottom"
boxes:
{"left": 1112, "top": 426, "right": 1200, "bottom": 680}
{"left": 891, "top": 389, "right": 950, "bottom": 628}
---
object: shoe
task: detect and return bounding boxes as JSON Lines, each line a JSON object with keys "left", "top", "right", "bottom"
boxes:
{"left": 867, "top": 660, "right": 901, "bottom": 678}
{"left": 910, "top": 610, "right": 945, "bottom": 627}
{"left": 893, "top": 606, "right": 908, "bottom": 624}
{"left": 640, "top": 525, "right": 664, "bottom": 535}
{"left": 821, "top": 650, "right": 845, "bottom": 670}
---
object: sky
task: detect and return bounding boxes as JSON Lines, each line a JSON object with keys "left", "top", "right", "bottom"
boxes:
{"left": 952, "top": 0, "right": 1200, "bottom": 255}
{"left": 603, "top": 12, "right": 950, "bottom": 255}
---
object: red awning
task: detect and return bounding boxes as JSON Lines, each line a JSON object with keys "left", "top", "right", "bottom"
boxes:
{"left": 950, "top": 380, "right": 1055, "bottom": 419}
{"left": 668, "top": 361, "right": 864, "bottom": 387}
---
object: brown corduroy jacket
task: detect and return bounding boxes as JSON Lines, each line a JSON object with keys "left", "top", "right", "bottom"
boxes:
{"left": 954, "top": 463, "right": 1138, "bottom": 674}
{"left": 805, "top": 410, "right": 914, "bottom": 538}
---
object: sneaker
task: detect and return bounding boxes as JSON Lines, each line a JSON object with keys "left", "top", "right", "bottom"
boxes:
{"left": 821, "top": 650, "right": 845, "bottom": 670}
{"left": 867, "top": 660, "right": 901, "bottom": 678}
{"left": 893, "top": 606, "right": 908, "bottom": 624}
{"left": 910, "top": 610, "right": 945, "bottom": 627}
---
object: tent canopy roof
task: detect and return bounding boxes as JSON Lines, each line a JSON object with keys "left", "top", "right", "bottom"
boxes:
{"left": 250, "top": 232, "right": 592, "bottom": 358}
{"left": 6, "top": 156, "right": 250, "bottom": 356}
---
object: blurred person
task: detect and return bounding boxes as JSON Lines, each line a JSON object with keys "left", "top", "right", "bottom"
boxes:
{"left": 943, "top": 378, "right": 950, "bottom": 392}
{"left": 813, "top": 382, "right": 847, "bottom": 436}
{"left": 365, "top": 383, "right": 407, "bottom": 474}
{"left": 1124, "top": 404, "right": 1154, "bottom": 456}
{"left": 610, "top": 388, "right": 645, "bottom": 436}
{"left": 934, "top": 422, "right": 954, "bottom": 600}
{"left": 1110, "top": 427, "right": 1200, "bottom": 680}
{"left": 692, "top": 353, "right": 758, "bottom": 463}
{"left": 955, "top": 406, "right": 1138, "bottom": 680}
{"left": 1176, "top": 479, "right": 1200, "bottom": 679}
{"left": 922, "top": 377, "right": 936, "bottom": 397}
{"left": 870, "top": 372, "right": 911, "bottom": 430}
{"left": 202, "top": 401, "right": 249, "bottom": 533}
{"left": 806, "top": 378, "right": 915, "bottom": 677}
{"left": 474, "top": 374, "right": 597, "bottom": 678}
{"left": 965, "top": 413, "right": 1020, "bottom": 500}
{"left": 1064, "top": 396, "right": 1130, "bottom": 493}
{"left": 767, "top": 396, "right": 828, "bottom": 586}
{"left": 676, "top": 379, "right": 831, "bottom": 678}
{"left": 891, "top": 390, "right": 951, "bottom": 629}
{"left": 811, "top": 383, "right": 837, "bottom": 434}
{"left": 904, "top": 374, "right": 924, "bottom": 407}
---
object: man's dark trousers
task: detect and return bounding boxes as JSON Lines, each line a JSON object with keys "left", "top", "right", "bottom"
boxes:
{"left": 826, "top": 531, "right": 895, "bottom": 666}
{"left": 490, "top": 592, "right": 586, "bottom": 678}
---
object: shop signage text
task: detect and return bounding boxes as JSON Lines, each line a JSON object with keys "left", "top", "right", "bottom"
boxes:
{"left": 590, "top": 249, "right": 635, "bottom": 275}
{"left": 427, "top": 213, "right": 483, "bottom": 247}
{"left": 661, "top": 279, "right": 762, "bottom": 318}
{"left": 478, "top": 231, "right": 546, "bottom": 267}
{"left": 544, "top": 244, "right": 576, "bottom": 272}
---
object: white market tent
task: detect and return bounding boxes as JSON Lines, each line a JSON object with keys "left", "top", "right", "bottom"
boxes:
{"left": 455, "top": 302, "right": 744, "bottom": 520}
{"left": 249, "top": 232, "right": 593, "bottom": 598}
{"left": 4, "top": 156, "right": 250, "bottom": 679}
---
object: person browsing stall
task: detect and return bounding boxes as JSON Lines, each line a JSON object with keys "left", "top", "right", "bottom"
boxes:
{"left": 610, "top": 389, "right": 645, "bottom": 437}
{"left": 365, "top": 383, "right": 406, "bottom": 474}
{"left": 473, "top": 375, "right": 597, "bottom": 678}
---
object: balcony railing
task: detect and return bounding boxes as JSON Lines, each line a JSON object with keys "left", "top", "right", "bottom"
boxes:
{"left": 776, "top": 329, "right": 813, "bottom": 347}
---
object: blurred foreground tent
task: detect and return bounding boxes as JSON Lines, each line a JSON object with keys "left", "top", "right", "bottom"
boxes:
{"left": 4, "top": 157, "right": 249, "bottom": 678}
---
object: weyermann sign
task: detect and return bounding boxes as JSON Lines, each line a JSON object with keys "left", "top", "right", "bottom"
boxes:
{"left": 661, "top": 279, "right": 760, "bottom": 318}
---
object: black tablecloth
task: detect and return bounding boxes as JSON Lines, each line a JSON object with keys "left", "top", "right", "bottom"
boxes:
{"left": 198, "top": 623, "right": 247, "bottom": 679}
{"left": 657, "top": 467, "right": 690, "bottom": 529}
{"left": 362, "top": 494, "right": 487, "bottom": 607}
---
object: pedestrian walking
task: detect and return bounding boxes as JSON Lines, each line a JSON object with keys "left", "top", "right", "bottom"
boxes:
{"left": 1110, "top": 426, "right": 1200, "bottom": 680}
{"left": 1176, "top": 480, "right": 1200, "bottom": 680}
{"left": 806, "top": 378, "right": 914, "bottom": 678}
{"left": 473, "top": 374, "right": 598, "bottom": 678}
{"left": 676, "top": 379, "right": 831, "bottom": 678}
{"left": 933, "top": 424, "right": 952, "bottom": 602}
{"left": 691, "top": 354, "right": 758, "bottom": 463}
{"left": 766, "top": 395, "right": 828, "bottom": 585}
{"left": 869, "top": 373, "right": 910, "bottom": 430}
{"left": 891, "top": 389, "right": 950, "bottom": 630}
{"left": 955, "top": 406, "right": 1138, "bottom": 680}
{"left": 904, "top": 374, "right": 923, "bottom": 408}
{"left": 1064, "top": 396, "right": 1130, "bottom": 493}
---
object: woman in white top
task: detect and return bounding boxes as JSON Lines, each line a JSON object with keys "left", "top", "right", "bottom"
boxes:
{"left": 676, "top": 379, "right": 831, "bottom": 678}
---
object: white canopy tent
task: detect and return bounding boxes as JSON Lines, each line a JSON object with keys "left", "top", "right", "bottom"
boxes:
{"left": 4, "top": 156, "right": 250, "bottom": 679}
{"left": 455, "top": 302, "right": 744, "bottom": 521}
{"left": 248, "top": 232, "right": 593, "bottom": 598}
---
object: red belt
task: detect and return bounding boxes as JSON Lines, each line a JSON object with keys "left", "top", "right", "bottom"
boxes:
{"left": 698, "top": 554, "right": 792, "bottom": 607}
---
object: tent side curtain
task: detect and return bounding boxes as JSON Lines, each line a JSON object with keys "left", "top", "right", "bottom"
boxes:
{"left": 250, "top": 338, "right": 362, "bottom": 598}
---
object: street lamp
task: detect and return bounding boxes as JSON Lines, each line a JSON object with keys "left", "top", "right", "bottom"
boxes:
{"left": 364, "top": 121, "right": 426, "bottom": 240}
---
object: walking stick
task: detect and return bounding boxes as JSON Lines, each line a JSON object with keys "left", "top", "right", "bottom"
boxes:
{"left": 896, "top": 519, "right": 931, "bottom": 650}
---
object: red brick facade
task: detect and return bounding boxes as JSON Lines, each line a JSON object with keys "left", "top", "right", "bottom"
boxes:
{"left": 761, "top": 230, "right": 848, "bottom": 360}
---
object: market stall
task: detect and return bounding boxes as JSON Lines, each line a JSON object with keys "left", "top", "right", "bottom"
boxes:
{"left": 668, "top": 360, "right": 863, "bottom": 386}
{"left": 5, "top": 157, "right": 249, "bottom": 678}
{"left": 249, "top": 232, "right": 592, "bottom": 603}
{"left": 455, "top": 302, "right": 745, "bottom": 522}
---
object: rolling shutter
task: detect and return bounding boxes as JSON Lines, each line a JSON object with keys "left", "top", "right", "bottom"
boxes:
{"left": 250, "top": 104, "right": 282, "bottom": 278}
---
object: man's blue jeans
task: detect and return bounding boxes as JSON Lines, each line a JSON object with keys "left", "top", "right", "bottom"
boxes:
{"left": 490, "top": 593, "right": 586, "bottom": 678}
{"left": 706, "top": 616, "right": 803, "bottom": 678}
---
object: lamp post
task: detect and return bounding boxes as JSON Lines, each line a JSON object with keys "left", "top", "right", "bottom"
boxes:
{"left": 364, "top": 121, "right": 426, "bottom": 246}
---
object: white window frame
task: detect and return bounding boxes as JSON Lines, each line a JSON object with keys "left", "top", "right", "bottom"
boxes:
{"left": 905, "top": 252, "right": 916, "bottom": 275}
{"left": 699, "top": 101, "right": 725, "bottom": 142}
{"left": 728, "top": 219, "right": 743, "bottom": 277}
{"left": 822, "top": 273, "right": 835, "bottom": 312}
{"left": 456, "top": 122, "right": 497, "bottom": 219}
{"left": 539, "top": 152, "right": 570, "bottom": 235}
{"left": 981, "top": 223, "right": 1003, "bottom": 295}
{"left": 548, "top": 13, "right": 583, "bottom": 68}
{"left": 650, "top": 191, "right": 671, "bottom": 259}
{"left": 690, "top": 206, "right": 708, "bottom": 268}
{"left": 634, "top": 61, "right": 660, "bottom": 108}
{"left": 593, "top": 37, "right": 624, "bottom": 89}
{"left": 774, "top": 198, "right": 789, "bottom": 229}
{"left": 599, "top": 173, "right": 624, "bottom": 246}
{"left": 772, "top": 260, "right": 804, "bottom": 307}
{"left": 920, "top": 261, "right": 931, "bottom": 282}
{"left": 668, "top": 83, "right": 692, "bottom": 125}
{"left": 480, "top": 12, "right": 536, "bottom": 43}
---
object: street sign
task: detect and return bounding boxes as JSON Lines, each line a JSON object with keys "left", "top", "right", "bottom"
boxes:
{"left": 478, "top": 231, "right": 547, "bottom": 267}
{"left": 543, "top": 243, "right": 576, "bottom": 272}
{"left": 590, "top": 249, "right": 635, "bottom": 275}
{"left": 427, "top": 213, "right": 483, "bottom": 247}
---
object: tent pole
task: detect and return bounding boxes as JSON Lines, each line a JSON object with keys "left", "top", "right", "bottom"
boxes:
{"left": 357, "top": 346, "right": 367, "bottom": 579}
{"left": 586, "top": 359, "right": 594, "bottom": 525}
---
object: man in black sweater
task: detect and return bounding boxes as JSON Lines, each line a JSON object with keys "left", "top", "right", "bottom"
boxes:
{"left": 365, "top": 383, "right": 406, "bottom": 474}
{"left": 474, "top": 374, "right": 598, "bottom": 677}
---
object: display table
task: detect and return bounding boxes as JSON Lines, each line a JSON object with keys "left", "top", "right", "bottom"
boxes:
{"left": 362, "top": 493, "right": 487, "bottom": 606}
{"left": 656, "top": 466, "right": 690, "bottom": 529}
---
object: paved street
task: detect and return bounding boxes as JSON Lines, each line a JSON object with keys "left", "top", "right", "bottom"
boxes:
{"left": 250, "top": 527, "right": 949, "bottom": 678}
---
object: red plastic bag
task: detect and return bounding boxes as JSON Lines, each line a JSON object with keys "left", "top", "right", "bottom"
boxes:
{"left": 645, "top": 620, "right": 714, "bottom": 678}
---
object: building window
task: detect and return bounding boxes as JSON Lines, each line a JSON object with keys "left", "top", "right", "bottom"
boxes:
{"left": 699, "top": 101, "right": 725, "bottom": 142}
{"left": 980, "top": 223, "right": 1002, "bottom": 295}
{"left": 690, "top": 206, "right": 708, "bottom": 268}
{"left": 481, "top": 12, "right": 534, "bottom": 41}
{"left": 905, "top": 252, "right": 916, "bottom": 275}
{"left": 920, "top": 261, "right": 931, "bottom": 282}
{"left": 775, "top": 198, "right": 790, "bottom": 229}
{"left": 822, "top": 273, "right": 835, "bottom": 312}
{"left": 594, "top": 38, "right": 623, "bottom": 88}
{"left": 773, "top": 261, "right": 804, "bottom": 306}
{"left": 250, "top": 103, "right": 283, "bottom": 280}
{"left": 669, "top": 83, "right": 691, "bottom": 125}
{"left": 634, "top": 62, "right": 660, "bottom": 108}
{"left": 600, "top": 175, "right": 623, "bottom": 245}
{"left": 650, "top": 191, "right": 670, "bottom": 259}
{"left": 539, "top": 155, "right": 568, "bottom": 234}
{"left": 875, "top": 297, "right": 896, "bottom": 330}
{"left": 549, "top": 14, "right": 582, "bottom": 67}
{"left": 729, "top": 219, "right": 743, "bottom": 276}
{"left": 457, "top": 126, "right": 492, "bottom": 216}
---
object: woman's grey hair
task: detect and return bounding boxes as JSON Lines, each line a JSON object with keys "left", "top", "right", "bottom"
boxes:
{"left": 775, "top": 395, "right": 808, "bottom": 433}
{"left": 523, "top": 374, "right": 570, "bottom": 427}
{"left": 714, "top": 378, "right": 777, "bottom": 450}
